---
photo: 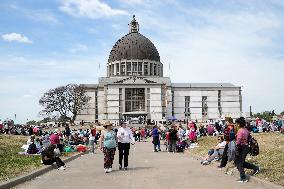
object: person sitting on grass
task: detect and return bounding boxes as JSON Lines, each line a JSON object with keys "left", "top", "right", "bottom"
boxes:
{"left": 201, "top": 136, "right": 226, "bottom": 165}
{"left": 41, "top": 144, "right": 66, "bottom": 170}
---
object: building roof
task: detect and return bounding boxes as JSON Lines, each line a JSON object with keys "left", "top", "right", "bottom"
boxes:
{"left": 171, "top": 83, "right": 239, "bottom": 88}
{"left": 108, "top": 16, "right": 160, "bottom": 63}
{"left": 80, "top": 84, "right": 98, "bottom": 89}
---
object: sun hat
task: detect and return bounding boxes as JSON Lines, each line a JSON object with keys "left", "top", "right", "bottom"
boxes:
{"left": 103, "top": 121, "right": 112, "bottom": 128}
{"left": 53, "top": 129, "right": 59, "bottom": 134}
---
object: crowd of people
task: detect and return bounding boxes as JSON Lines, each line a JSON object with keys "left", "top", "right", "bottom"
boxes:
{"left": 1, "top": 116, "right": 283, "bottom": 182}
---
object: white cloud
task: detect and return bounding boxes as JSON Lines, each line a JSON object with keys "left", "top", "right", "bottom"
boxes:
{"left": 68, "top": 44, "right": 88, "bottom": 53}
{"left": 23, "top": 94, "right": 33, "bottom": 98}
{"left": 2, "top": 33, "right": 32, "bottom": 44}
{"left": 9, "top": 4, "right": 59, "bottom": 24}
{"left": 119, "top": 0, "right": 146, "bottom": 5}
{"left": 59, "top": 0, "right": 129, "bottom": 19}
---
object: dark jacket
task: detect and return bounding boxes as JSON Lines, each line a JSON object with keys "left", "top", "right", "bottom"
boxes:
{"left": 41, "top": 145, "right": 56, "bottom": 159}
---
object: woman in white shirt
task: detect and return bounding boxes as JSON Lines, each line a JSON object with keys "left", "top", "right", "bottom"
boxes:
{"left": 201, "top": 136, "right": 226, "bottom": 165}
{"left": 117, "top": 122, "right": 135, "bottom": 170}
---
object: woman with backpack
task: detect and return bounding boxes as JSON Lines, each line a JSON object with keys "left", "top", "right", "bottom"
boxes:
{"left": 99, "top": 121, "right": 117, "bottom": 173}
{"left": 234, "top": 117, "right": 260, "bottom": 183}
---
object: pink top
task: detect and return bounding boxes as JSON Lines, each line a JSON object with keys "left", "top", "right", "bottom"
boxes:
{"left": 49, "top": 134, "right": 60, "bottom": 145}
{"left": 236, "top": 128, "right": 250, "bottom": 146}
{"left": 140, "top": 129, "right": 145, "bottom": 137}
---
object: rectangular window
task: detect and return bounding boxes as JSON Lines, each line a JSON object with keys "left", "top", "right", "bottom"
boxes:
{"left": 202, "top": 96, "right": 208, "bottom": 117}
{"left": 116, "top": 63, "right": 119, "bottom": 75}
{"left": 127, "top": 63, "right": 131, "bottom": 71}
{"left": 121, "top": 63, "right": 125, "bottom": 75}
{"left": 119, "top": 88, "right": 123, "bottom": 113}
{"left": 126, "top": 63, "right": 131, "bottom": 75}
{"left": 144, "top": 63, "right": 148, "bottom": 75}
{"left": 150, "top": 63, "right": 153, "bottom": 75}
{"left": 125, "top": 88, "right": 145, "bottom": 112}
{"left": 133, "top": 62, "right": 137, "bottom": 72}
{"left": 185, "top": 96, "right": 190, "bottom": 113}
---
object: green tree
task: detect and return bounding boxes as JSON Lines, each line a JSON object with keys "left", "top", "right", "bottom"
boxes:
{"left": 26, "top": 120, "right": 37, "bottom": 125}
{"left": 253, "top": 111, "right": 274, "bottom": 122}
{"left": 39, "top": 84, "right": 91, "bottom": 124}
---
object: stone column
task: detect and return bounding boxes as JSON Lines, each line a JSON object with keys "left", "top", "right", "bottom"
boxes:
{"left": 131, "top": 61, "right": 133, "bottom": 75}
{"left": 119, "top": 62, "right": 121, "bottom": 76}
{"left": 142, "top": 62, "right": 144, "bottom": 76}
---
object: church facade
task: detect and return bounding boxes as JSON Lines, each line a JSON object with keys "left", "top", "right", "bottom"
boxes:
{"left": 76, "top": 16, "right": 242, "bottom": 125}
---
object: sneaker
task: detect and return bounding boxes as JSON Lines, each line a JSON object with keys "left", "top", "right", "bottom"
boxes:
{"left": 158, "top": 149, "right": 161, "bottom": 151}
{"left": 237, "top": 178, "right": 249, "bottom": 183}
{"left": 202, "top": 161, "right": 210, "bottom": 165}
{"left": 124, "top": 167, "right": 128, "bottom": 171}
{"left": 252, "top": 167, "right": 260, "bottom": 175}
{"left": 119, "top": 165, "right": 122, "bottom": 170}
{"left": 58, "top": 166, "right": 65, "bottom": 171}
{"left": 108, "top": 168, "right": 112, "bottom": 172}
{"left": 104, "top": 168, "right": 108, "bottom": 173}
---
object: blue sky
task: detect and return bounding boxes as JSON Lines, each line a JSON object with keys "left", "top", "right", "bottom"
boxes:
{"left": 0, "top": 0, "right": 284, "bottom": 123}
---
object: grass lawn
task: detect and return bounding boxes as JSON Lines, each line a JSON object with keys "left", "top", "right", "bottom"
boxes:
{"left": 0, "top": 135, "right": 79, "bottom": 183}
{"left": 0, "top": 135, "right": 42, "bottom": 182}
{"left": 188, "top": 132, "right": 284, "bottom": 186}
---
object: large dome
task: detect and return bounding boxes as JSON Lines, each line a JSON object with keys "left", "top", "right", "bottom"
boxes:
{"left": 108, "top": 17, "right": 160, "bottom": 63}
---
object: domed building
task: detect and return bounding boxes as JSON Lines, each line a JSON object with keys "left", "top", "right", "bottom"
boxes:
{"left": 76, "top": 16, "right": 242, "bottom": 125}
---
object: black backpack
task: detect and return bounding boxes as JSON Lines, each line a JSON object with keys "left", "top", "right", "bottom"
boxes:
{"left": 248, "top": 134, "right": 259, "bottom": 156}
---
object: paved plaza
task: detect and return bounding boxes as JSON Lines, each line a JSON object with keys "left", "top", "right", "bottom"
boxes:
{"left": 14, "top": 142, "right": 275, "bottom": 189}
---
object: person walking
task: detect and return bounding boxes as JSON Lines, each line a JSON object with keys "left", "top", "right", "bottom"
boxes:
{"left": 151, "top": 125, "right": 161, "bottom": 152}
{"left": 89, "top": 125, "right": 97, "bottom": 154}
{"left": 235, "top": 117, "right": 260, "bottom": 182}
{"left": 117, "top": 122, "right": 135, "bottom": 170}
{"left": 65, "top": 125, "right": 71, "bottom": 145}
{"left": 140, "top": 127, "right": 146, "bottom": 142}
{"left": 99, "top": 121, "right": 117, "bottom": 173}
{"left": 168, "top": 125, "right": 178, "bottom": 153}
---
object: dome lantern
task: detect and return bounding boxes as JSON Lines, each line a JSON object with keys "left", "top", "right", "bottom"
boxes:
{"left": 129, "top": 15, "right": 139, "bottom": 33}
